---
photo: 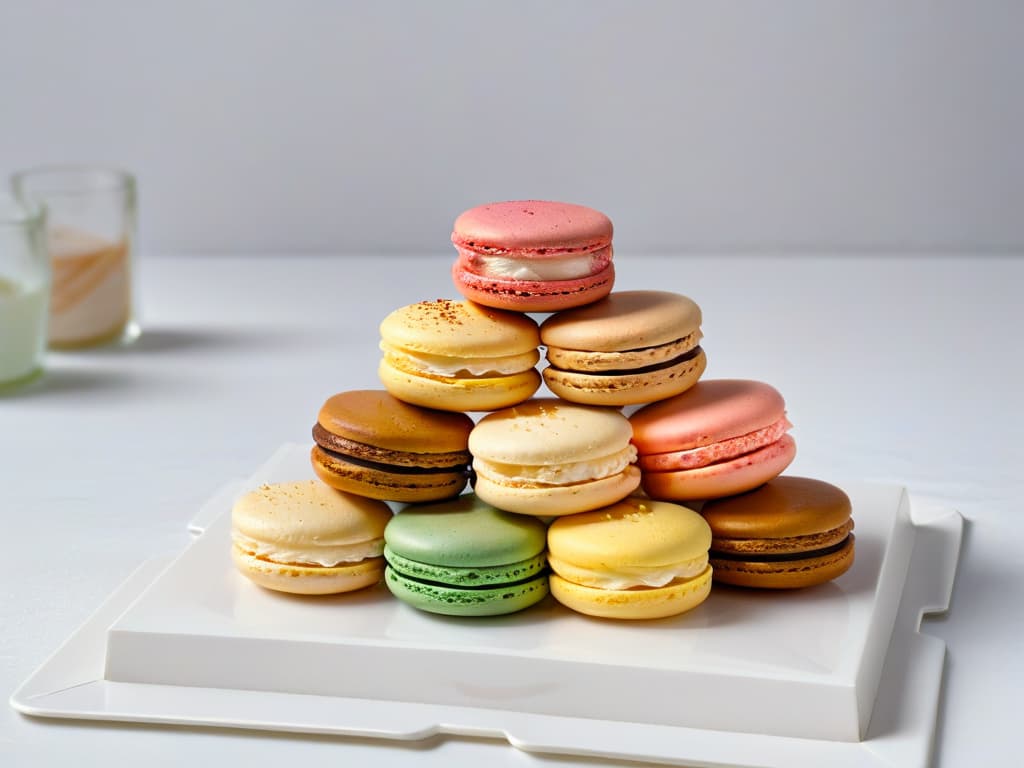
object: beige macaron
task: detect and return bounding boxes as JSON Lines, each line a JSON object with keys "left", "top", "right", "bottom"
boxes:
{"left": 231, "top": 480, "right": 393, "bottom": 595}
{"left": 540, "top": 291, "right": 706, "bottom": 406}
{"left": 378, "top": 299, "right": 541, "bottom": 412}
{"left": 469, "top": 398, "right": 641, "bottom": 516}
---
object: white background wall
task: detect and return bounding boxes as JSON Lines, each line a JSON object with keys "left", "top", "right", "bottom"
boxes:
{"left": 1, "top": 1, "right": 1021, "bottom": 255}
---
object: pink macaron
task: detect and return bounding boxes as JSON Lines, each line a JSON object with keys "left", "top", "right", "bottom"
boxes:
{"left": 629, "top": 379, "right": 796, "bottom": 501}
{"left": 451, "top": 200, "right": 615, "bottom": 312}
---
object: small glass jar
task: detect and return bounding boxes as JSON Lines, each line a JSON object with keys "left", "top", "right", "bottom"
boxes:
{"left": 0, "top": 196, "right": 49, "bottom": 388}
{"left": 12, "top": 166, "right": 139, "bottom": 348}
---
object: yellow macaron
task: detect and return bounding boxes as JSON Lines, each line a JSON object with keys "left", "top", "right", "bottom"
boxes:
{"left": 231, "top": 480, "right": 393, "bottom": 595}
{"left": 547, "top": 496, "right": 712, "bottom": 619}
{"left": 378, "top": 298, "right": 541, "bottom": 412}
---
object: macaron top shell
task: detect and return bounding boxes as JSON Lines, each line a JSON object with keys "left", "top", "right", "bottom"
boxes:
{"left": 385, "top": 494, "right": 547, "bottom": 567}
{"left": 317, "top": 390, "right": 473, "bottom": 454}
{"left": 630, "top": 379, "right": 787, "bottom": 453}
{"left": 701, "top": 476, "right": 852, "bottom": 539}
{"left": 469, "top": 398, "right": 634, "bottom": 465}
{"left": 379, "top": 299, "right": 540, "bottom": 357}
{"left": 452, "top": 200, "right": 612, "bottom": 257}
{"left": 232, "top": 480, "right": 392, "bottom": 548}
{"left": 548, "top": 497, "right": 711, "bottom": 568}
{"left": 541, "top": 291, "right": 702, "bottom": 352}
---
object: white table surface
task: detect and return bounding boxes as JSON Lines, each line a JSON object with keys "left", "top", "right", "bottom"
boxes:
{"left": 2, "top": 253, "right": 1021, "bottom": 767}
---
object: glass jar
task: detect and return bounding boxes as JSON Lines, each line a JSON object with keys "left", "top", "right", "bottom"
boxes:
{"left": 12, "top": 166, "right": 139, "bottom": 348}
{"left": 0, "top": 196, "right": 49, "bottom": 388}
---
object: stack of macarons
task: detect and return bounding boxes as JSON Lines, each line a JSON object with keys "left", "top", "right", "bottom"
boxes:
{"left": 230, "top": 199, "right": 853, "bottom": 611}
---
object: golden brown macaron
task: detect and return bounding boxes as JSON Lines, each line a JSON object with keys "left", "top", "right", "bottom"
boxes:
{"left": 540, "top": 291, "right": 706, "bottom": 406}
{"left": 700, "top": 476, "right": 855, "bottom": 589}
{"left": 311, "top": 390, "right": 474, "bottom": 502}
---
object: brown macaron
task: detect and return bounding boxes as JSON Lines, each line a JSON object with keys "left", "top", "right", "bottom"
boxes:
{"left": 539, "top": 291, "right": 706, "bottom": 406}
{"left": 311, "top": 390, "right": 474, "bottom": 503}
{"left": 700, "top": 476, "right": 855, "bottom": 589}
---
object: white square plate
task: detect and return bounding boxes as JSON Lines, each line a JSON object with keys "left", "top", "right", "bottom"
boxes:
{"left": 11, "top": 444, "right": 963, "bottom": 767}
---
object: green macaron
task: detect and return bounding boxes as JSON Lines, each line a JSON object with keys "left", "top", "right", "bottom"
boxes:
{"left": 383, "top": 493, "right": 549, "bottom": 616}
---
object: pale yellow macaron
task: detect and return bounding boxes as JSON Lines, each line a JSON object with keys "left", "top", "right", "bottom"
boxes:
{"left": 540, "top": 291, "right": 706, "bottom": 406}
{"left": 231, "top": 480, "right": 393, "bottom": 595}
{"left": 378, "top": 298, "right": 541, "bottom": 412}
{"left": 469, "top": 398, "right": 641, "bottom": 516}
{"left": 547, "top": 496, "right": 712, "bottom": 619}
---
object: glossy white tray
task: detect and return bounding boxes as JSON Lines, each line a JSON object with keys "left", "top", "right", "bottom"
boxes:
{"left": 11, "top": 443, "right": 963, "bottom": 767}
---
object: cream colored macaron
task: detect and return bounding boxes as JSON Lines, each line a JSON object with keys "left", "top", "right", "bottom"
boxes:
{"left": 540, "top": 291, "right": 706, "bottom": 406}
{"left": 469, "top": 398, "right": 641, "bottom": 516}
{"left": 378, "top": 298, "right": 541, "bottom": 412}
{"left": 548, "top": 496, "right": 712, "bottom": 619}
{"left": 231, "top": 480, "right": 393, "bottom": 595}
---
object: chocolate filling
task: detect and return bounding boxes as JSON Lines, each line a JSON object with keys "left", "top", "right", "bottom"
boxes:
{"left": 317, "top": 444, "right": 469, "bottom": 476}
{"left": 550, "top": 346, "right": 702, "bottom": 377}
{"left": 710, "top": 535, "right": 851, "bottom": 563}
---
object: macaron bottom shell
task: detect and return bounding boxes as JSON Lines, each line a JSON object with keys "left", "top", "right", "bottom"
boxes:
{"left": 641, "top": 434, "right": 796, "bottom": 501}
{"left": 549, "top": 566, "right": 712, "bottom": 620}
{"left": 383, "top": 546, "right": 547, "bottom": 587}
{"left": 311, "top": 445, "right": 468, "bottom": 503}
{"left": 378, "top": 358, "right": 541, "bottom": 412}
{"left": 384, "top": 565, "right": 550, "bottom": 617}
{"left": 710, "top": 534, "right": 855, "bottom": 589}
{"left": 543, "top": 347, "right": 707, "bottom": 407}
{"left": 472, "top": 465, "right": 642, "bottom": 517}
{"left": 452, "top": 261, "right": 615, "bottom": 313}
{"left": 231, "top": 545, "right": 384, "bottom": 595}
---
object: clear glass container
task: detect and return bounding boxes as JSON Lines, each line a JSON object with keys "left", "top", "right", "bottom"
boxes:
{"left": 11, "top": 166, "right": 139, "bottom": 348}
{"left": 0, "top": 196, "right": 49, "bottom": 388}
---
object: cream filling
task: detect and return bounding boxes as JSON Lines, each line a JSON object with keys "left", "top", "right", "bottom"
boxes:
{"left": 476, "top": 253, "right": 598, "bottom": 281}
{"left": 232, "top": 531, "right": 384, "bottom": 567}
{"left": 549, "top": 554, "right": 709, "bottom": 590}
{"left": 473, "top": 444, "right": 637, "bottom": 486}
{"left": 381, "top": 341, "right": 538, "bottom": 377}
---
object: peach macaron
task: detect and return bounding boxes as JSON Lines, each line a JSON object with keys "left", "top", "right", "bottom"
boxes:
{"left": 451, "top": 200, "right": 615, "bottom": 312}
{"left": 231, "top": 480, "right": 392, "bottom": 595}
{"left": 469, "top": 398, "right": 641, "bottom": 516}
{"left": 540, "top": 291, "right": 707, "bottom": 406}
{"left": 629, "top": 379, "right": 796, "bottom": 501}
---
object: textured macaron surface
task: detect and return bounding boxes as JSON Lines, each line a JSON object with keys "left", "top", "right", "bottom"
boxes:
{"left": 469, "top": 398, "right": 634, "bottom": 466}
{"left": 630, "top": 379, "right": 788, "bottom": 454}
{"left": 547, "top": 497, "right": 711, "bottom": 570}
{"left": 232, "top": 480, "right": 392, "bottom": 549}
{"left": 384, "top": 565, "right": 549, "bottom": 616}
{"left": 701, "top": 477, "right": 852, "bottom": 541}
{"left": 232, "top": 480, "right": 393, "bottom": 570}
{"left": 541, "top": 291, "right": 702, "bottom": 353}
{"left": 316, "top": 390, "right": 473, "bottom": 455}
{"left": 379, "top": 299, "right": 540, "bottom": 359}
{"left": 384, "top": 494, "right": 547, "bottom": 568}
{"left": 452, "top": 200, "right": 612, "bottom": 256}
